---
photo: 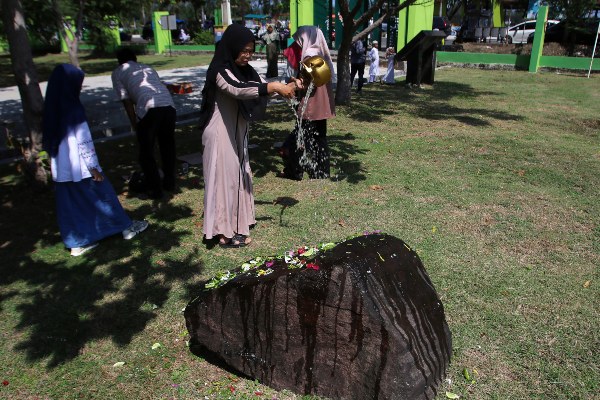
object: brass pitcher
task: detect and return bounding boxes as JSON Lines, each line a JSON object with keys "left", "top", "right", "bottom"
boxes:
{"left": 299, "top": 55, "right": 331, "bottom": 87}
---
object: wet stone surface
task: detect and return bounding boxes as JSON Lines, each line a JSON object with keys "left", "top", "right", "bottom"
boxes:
{"left": 184, "top": 234, "right": 452, "bottom": 399}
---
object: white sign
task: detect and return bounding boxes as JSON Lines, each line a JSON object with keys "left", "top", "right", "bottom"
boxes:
{"left": 159, "top": 15, "right": 177, "bottom": 31}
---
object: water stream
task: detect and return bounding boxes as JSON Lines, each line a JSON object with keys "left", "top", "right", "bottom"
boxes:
{"left": 284, "top": 82, "right": 320, "bottom": 174}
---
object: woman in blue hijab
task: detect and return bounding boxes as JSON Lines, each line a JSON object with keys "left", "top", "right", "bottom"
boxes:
{"left": 43, "top": 64, "right": 148, "bottom": 256}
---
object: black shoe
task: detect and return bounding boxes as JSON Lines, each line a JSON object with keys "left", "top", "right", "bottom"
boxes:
{"left": 277, "top": 171, "right": 302, "bottom": 181}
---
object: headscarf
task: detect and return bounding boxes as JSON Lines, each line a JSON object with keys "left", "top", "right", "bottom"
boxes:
{"left": 283, "top": 41, "right": 302, "bottom": 70}
{"left": 198, "top": 23, "right": 267, "bottom": 132}
{"left": 42, "top": 64, "right": 87, "bottom": 156}
{"left": 293, "top": 26, "right": 336, "bottom": 81}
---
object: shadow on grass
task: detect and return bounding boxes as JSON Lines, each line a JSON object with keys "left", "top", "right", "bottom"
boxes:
{"left": 0, "top": 170, "right": 204, "bottom": 368}
{"left": 250, "top": 104, "right": 368, "bottom": 184}
{"left": 346, "top": 80, "right": 524, "bottom": 127}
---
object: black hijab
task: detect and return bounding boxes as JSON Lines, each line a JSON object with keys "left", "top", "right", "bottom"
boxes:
{"left": 198, "top": 23, "right": 267, "bottom": 132}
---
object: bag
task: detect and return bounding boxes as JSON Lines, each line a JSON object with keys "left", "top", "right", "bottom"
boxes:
{"left": 394, "top": 60, "right": 405, "bottom": 71}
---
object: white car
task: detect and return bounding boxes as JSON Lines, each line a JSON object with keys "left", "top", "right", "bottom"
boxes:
{"left": 506, "top": 19, "right": 559, "bottom": 44}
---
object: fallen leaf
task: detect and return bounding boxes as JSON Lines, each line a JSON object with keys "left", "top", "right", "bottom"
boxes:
{"left": 432, "top": 226, "right": 438, "bottom": 233}
{"left": 113, "top": 361, "right": 125, "bottom": 367}
{"left": 369, "top": 185, "right": 384, "bottom": 191}
{"left": 151, "top": 342, "right": 162, "bottom": 350}
{"left": 517, "top": 169, "right": 526, "bottom": 176}
{"left": 583, "top": 280, "right": 591, "bottom": 288}
{"left": 156, "top": 260, "right": 166, "bottom": 266}
{"left": 338, "top": 219, "right": 346, "bottom": 227}
{"left": 463, "top": 368, "right": 471, "bottom": 381}
{"left": 446, "top": 392, "right": 460, "bottom": 399}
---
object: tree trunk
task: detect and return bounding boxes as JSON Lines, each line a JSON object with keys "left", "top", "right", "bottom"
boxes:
{"left": 334, "top": 0, "right": 417, "bottom": 106}
{"left": 63, "top": 32, "right": 80, "bottom": 68}
{"left": 1, "top": 0, "right": 49, "bottom": 189}
{"left": 334, "top": 28, "right": 354, "bottom": 106}
{"left": 54, "top": 0, "right": 81, "bottom": 68}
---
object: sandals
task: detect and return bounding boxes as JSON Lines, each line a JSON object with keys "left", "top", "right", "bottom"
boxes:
{"left": 219, "top": 233, "right": 251, "bottom": 248}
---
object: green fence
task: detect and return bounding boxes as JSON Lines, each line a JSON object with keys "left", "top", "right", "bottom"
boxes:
{"left": 437, "top": 5, "right": 599, "bottom": 73}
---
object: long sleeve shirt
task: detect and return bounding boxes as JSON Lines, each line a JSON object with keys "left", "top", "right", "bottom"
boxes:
{"left": 51, "top": 121, "right": 101, "bottom": 182}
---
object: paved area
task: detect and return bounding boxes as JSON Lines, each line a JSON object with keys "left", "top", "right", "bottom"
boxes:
{"left": 1, "top": 59, "right": 274, "bottom": 150}
{"left": 1, "top": 56, "right": 404, "bottom": 161}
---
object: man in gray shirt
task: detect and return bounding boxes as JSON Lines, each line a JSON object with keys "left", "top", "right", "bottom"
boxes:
{"left": 112, "top": 48, "right": 177, "bottom": 199}
{"left": 350, "top": 39, "right": 366, "bottom": 94}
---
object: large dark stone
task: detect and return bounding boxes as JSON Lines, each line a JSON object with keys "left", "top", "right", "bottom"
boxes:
{"left": 185, "top": 234, "right": 452, "bottom": 399}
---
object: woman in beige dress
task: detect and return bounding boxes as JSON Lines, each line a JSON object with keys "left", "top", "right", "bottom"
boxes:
{"left": 198, "top": 23, "right": 296, "bottom": 247}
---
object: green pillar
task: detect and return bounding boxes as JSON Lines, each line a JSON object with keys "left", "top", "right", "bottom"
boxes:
{"left": 529, "top": 5, "right": 548, "bottom": 73}
{"left": 290, "top": 0, "right": 315, "bottom": 35}
{"left": 492, "top": 0, "right": 503, "bottom": 27}
{"left": 214, "top": 8, "right": 222, "bottom": 26}
{"left": 104, "top": 16, "right": 121, "bottom": 53}
{"left": 153, "top": 11, "right": 171, "bottom": 55}
{"left": 398, "top": 0, "right": 434, "bottom": 50}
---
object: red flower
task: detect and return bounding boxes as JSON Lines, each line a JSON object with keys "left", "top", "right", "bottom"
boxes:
{"left": 229, "top": 385, "right": 235, "bottom": 393}
{"left": 306, "top": 263, "right": 319, "bottom": 271}
{"left": 297, "top": 247, "right": 306, "bottom": 255}
{"left": 2, "top": 380, "right": 8, "bottom": 386}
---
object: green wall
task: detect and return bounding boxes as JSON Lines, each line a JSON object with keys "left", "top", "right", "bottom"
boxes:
{"left": 290, "top": 0, "right": 315, "bottom": 33}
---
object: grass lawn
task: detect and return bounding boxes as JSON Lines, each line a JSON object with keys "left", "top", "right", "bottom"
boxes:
{"left": 0, "top": 67, "right": 599, "bottom": 399}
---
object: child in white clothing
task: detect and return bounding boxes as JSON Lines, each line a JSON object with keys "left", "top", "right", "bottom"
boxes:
{"left": 368, "top": 41, "right": 380, "bottom": 83}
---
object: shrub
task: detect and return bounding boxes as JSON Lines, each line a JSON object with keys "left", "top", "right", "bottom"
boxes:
{"left": 192, "top": 30, "right": 214, "bottom": 45}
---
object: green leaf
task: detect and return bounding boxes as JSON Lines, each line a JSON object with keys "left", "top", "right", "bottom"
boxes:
{"left": 446, "top": 392, "right": 460, "bottom": 399}
{"left": 241, "top": 263, "right": 252, "bottom": 272}
{"left": 463, "top": 368, "right": 471, "bottom": 381}
{"left": 319, "top": 242, "right": 335, "bottom": 250}
{"left": 302, "top": 247, "right": 316, "bottom": 257}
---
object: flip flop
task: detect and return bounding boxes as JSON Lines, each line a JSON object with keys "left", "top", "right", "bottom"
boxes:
{"left": 219, "top": 234, "right": 251, "bottom": 248}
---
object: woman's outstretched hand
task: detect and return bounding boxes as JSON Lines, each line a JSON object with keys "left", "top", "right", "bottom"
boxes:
{"left": 289, "top": 77, "right": 305, "bottom": 91}
{"left": 276, "top": 82, "right": 295, "bottom": 99}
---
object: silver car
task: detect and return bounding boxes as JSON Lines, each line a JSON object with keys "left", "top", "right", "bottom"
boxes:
{"left": 506, "top": 19, "right": 559, "bottom": 44}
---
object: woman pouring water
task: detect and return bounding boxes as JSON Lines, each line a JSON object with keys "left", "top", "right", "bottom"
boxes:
{"left": 280, "top": 25, "right": 336, "bottom": 180}
{"left": 198, "top": 23, "right": 296, "bottom": 248}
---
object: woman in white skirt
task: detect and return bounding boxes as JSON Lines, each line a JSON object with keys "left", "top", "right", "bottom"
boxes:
{"left": 43, "top": 64, "right": 148, "bottom": 256}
